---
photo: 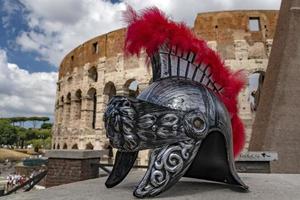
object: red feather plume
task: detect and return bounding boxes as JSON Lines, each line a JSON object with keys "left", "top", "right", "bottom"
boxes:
{"left": 123, "top": 7, "right": 245, "bottom": 157}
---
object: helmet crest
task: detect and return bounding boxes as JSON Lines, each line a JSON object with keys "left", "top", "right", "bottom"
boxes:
{"left": 124, "top": 6, "right": 246, "bottom": 156}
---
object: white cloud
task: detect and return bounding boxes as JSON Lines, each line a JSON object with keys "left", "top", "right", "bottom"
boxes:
{"left": 1, "top": 1, "right": 23, "bottom": 28}
{"left": 0, "top": 49, "right": 57, "bottom": 118}
{"left": 15, "top": 0, "right": 281, "bottom": 67}
{"left": 125, "top": 0, "right": 281, "bottom": 24}
{"left": 16, "top": 0, "right": 127, "bottom": 66}
{"left": 0, "top": 0, "right": 281, "bottom": 119}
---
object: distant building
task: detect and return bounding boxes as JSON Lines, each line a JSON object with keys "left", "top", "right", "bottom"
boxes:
{"left": 52, "top": 10, "right": 278, "bottom": 165}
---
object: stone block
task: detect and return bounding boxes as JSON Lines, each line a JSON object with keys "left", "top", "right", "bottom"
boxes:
{"left": 45, "top": 150, "right": 102, "bottom": 188}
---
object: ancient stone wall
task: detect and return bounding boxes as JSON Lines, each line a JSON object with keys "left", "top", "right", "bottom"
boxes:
{"left": 194, "top": 10, "right": 278, "bottom": 59}
{"left": 52, "top": 10, "right": 278, "bottom": 165}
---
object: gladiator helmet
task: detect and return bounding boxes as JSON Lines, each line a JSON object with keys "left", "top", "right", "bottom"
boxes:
{"left": 104, "top": 7, "right": 248, "bottom": 198}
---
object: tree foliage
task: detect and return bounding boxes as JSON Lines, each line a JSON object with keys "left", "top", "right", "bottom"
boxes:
{"left": 41, "top": 123, "right": 53, "bottom": 129}
{"left": 0, "top": 120, "right": 17, "bottom": 145}
{"left": 1, "top": 116, "right": 50, "bottom": 128}
{"left": 0, "top": 118, "right": 52, "bottom": 151}
{"left": 30, "top": 137, "right": 51, "bottom": 152}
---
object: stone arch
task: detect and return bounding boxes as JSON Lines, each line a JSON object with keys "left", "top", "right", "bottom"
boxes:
{"left": 248, "top": 70, "right": 265, "bottom": 112}
{"left": 124, "top": 79, "right": 139, "bottom": 97}
{"left": 59, "top": 96, "right": 64, "bottom": 124}
{"left": 67, "top": 76, "right": 73, "bottom": 84}
{"left": 85, "top": 142, "right": 94, "bottom": 150}
{"left": 88, "top": 66, "right": 98, "bottom": 82}
{"left": 103, "top": 82, "right": 116, "bottom": 103}
{"left": 72, "top": 144, "right": 78, "bottom": 149}
{"left": 74, "top": 89, "right": 82, "bottom": 120}
{"left": 102, "top": 82, "right": 116, "bottom": 135}
{"left": 53, "top": 144, "right": 56, "bottom": 149}
{"left": 57, "top": 82, "right": 61, "bottom": 92}
{"left": 87, "top": 88, "right": 97, "bottom": 129}
{"left": 65, "top": 92, "right": 71, "bottom": 125}
{"left": 66, "top": 93, "right": 71, "bottom": 102}
{"left": 55, "top": 100, "right": 60, "bottom": 123}
{"left": 57, "top": 144, "right": 60, "bottom": 149}
{"left": 63, "top": 143, "right": 68, "bottom": 149}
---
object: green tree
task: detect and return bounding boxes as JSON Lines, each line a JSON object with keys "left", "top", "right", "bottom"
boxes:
{"left": 26, "top": 129, "right": 52, "bottom": 151}
{"left": 28, "top": 116, "right": 50, "bottom": 128}
{"left": 30, "top": 136, "right": 51, "bottom": 152}
{"left": 41, "top": 123, "right": 53, "bottom": 129}
{"left": 0, "top": 116, "right": 50, "bottom": 128}
{"left": 25, "top": 128, "right": 37, "bottom": 141}
{"left": 30, "top": 139, "right": 43, "bottom": 152}
{"left": 0, "top": 120, "right": 17, "bottom": 146}
{"left": 15, "top": 127, "right": 28, "bottom": 148}
{"left": 0, "top": 117, "right": 52, "bottom": 150}
{"left": 43, "top": 137, "right": 52, "bottom": 149}
{"left": 34, "top": 129, "right": 51, "bottom": 139}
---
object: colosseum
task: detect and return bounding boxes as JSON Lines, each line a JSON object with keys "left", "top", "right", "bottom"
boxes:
{"left": 52, "top": 10, "right": 278, "bottom": 165}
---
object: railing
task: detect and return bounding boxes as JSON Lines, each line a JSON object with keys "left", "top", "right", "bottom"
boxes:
{"left": 1, "top": 170, "right": 48, "bottom": 196}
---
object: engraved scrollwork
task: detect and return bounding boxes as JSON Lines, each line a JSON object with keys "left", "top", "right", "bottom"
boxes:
{"left": 105, "top": 97, "right": 192, "bottom": 151}
{"left": 138, "top": 114, "right": 156, "bottom": 129}
{"left": 134, "top": 140, "right": 201, "bottom": 198}
{"left": 104, "top": 96, "right": 208, "bottom": 152}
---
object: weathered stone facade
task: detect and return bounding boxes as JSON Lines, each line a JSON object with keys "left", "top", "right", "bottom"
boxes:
{"left": 52, "top": 10, "right": 278, "bottom": 165}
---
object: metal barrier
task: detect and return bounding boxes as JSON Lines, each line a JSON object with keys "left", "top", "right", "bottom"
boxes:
{"left": 1, "top": 170, "right": 47, "bottom": 196}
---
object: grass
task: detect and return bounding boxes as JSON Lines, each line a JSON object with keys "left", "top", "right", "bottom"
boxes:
{"left": 0, "top": 148, "right": 30, "bottom": 162}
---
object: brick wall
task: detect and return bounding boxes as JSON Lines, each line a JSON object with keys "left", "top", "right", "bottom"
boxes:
{"left": 45, "top": 150, "right": 101, "bottom": 187}
{"left": 46, "top": 158, "right": 99, "bottom": 187}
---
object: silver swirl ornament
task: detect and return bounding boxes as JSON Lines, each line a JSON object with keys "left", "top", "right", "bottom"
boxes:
{"left": 134, "top": 140, "right": 202, "bottom": 198}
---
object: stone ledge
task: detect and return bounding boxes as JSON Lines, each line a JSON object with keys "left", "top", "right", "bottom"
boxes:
{"left": 4, "top": 170, "right": 300, "bottom": 200}
{"left": 236, "top": 151, "right": 278, "bottom": 162}
{"left": 45, "top": 150, "right": 105, "bottom": 159}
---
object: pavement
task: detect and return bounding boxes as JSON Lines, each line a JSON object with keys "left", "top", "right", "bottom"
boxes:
{"left": 2, "top": 171, "right": 300, "bottom": 200}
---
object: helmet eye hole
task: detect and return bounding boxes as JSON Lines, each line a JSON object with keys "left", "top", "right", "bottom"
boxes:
{"left": 193, "top": 117, "right": 205, "bottom": 130}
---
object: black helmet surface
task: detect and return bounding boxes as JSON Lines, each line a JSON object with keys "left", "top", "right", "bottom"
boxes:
{"left": 104, "top": 7, "right": 248, "bottom": 198}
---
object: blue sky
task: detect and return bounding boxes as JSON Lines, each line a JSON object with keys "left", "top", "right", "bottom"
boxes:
{"left": 0, "top": 0, "right": 281, "bottom": 119}
{"left": 0, "top": 1, "right": 56, "bottom": 73}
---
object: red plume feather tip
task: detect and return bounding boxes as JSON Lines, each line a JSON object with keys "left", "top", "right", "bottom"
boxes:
{"left": 123, "top": 6, "right": 245, "bottom": 157}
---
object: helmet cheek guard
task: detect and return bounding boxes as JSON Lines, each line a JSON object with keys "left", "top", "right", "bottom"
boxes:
{"left": 103, "top": 7, "right": 248, "bottom": 198}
